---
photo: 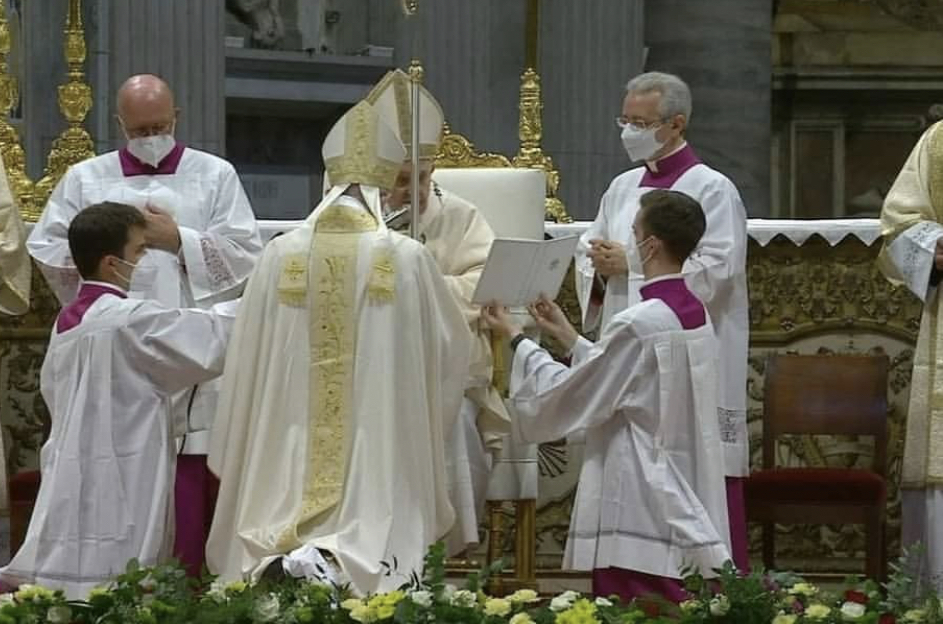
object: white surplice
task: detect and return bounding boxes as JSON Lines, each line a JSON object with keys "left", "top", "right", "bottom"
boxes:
{"left": 0, "top": 156, "right": 29, "bottom": 316}
{"left": 26, "top": 148, "right": 262, "bottom": 452}
{"left": 206, "top": 197, "right": 472, "bottom": 595}
{"left": 419, "top": 186, "right": 510, "bottom": 554}
{"left": 1, "top": 290, "right": 236, "bottom": 598}
{"left": 510, "top": 299, "right": 731, "bottom": 578}
{"left": 575, "top": 156, "right": 750, "bottom": 477}
{"left": 878, "top": 122, "right": 943, "bottom": 586}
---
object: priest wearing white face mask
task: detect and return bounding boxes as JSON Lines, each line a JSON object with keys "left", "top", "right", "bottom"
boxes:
{"left": 574, "top": 71, "right": 750, "bottom": 571}
{"left": 26, "top": 73, "right": 263, "bottom": 578}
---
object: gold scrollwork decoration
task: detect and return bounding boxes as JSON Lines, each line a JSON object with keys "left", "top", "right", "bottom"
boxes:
{"left": 34, "top": 0, "right": 95, "bottom": 209}
{"left": 0, "top": 1, "right": 35, "bottom": 222}
{"left": 512, "top": 68, "right": 571, "bottom": 224}
{"left": 748, "top": 236, "right": 922, "bottom": 346}
{"left": 435, "top": 124, "right": 514, "bottom": 169}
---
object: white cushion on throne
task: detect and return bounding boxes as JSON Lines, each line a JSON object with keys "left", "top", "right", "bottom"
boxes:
{"left": 432, "top": 166, "right": 546, "bottom": 502}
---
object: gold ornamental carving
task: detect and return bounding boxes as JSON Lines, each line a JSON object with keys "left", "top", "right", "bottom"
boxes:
{"left": 748, "top": 236, "right": 921, "bottom": 346}
{"left": 0, "top": 1, "right": 35, "bottom": 222}
{"left": 34, "top": 0, "right": 94, "bottom": 209}
{"left": 513, "top": 69, "right": 571, "bottom": 224}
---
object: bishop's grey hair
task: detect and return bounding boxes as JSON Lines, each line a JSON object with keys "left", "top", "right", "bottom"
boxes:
{"left": 625, "top": 72, "right": 692, "bottom": 121}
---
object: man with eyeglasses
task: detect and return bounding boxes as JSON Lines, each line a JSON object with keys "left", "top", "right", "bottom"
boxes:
{"left": 27, "top": 73, "right": 262, "bottom": 578}
{"left": 574, "top": 71, "right": 750, "bottom": 572}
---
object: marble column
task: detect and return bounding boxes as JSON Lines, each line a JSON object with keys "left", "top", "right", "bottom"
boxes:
{"left": 645, "top": 0, "right": 773, "bottom": 216}
{"left": 539, "top": 1, "right": 645, "bottom": 221}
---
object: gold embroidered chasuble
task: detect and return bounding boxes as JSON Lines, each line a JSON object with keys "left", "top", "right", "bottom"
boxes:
{"left": 880, "top": 121, "right": 943, "bottom": 487}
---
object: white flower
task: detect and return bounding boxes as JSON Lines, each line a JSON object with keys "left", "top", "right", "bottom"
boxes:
{"left": 594, "top": 597, "right": 613, "bottom": 608}
{"left": 442, "top": 584, "right": 457, "bottom": 602}
{"left": 772, "top": 614, "right": 797, "bottom": 624}
{"left": 0, "top": 593, "right": 14, "bottom": 607}
{"left": 510, "top": 613, "right": 536, "bottom": 624}
{"left": 840, "top": 601, "right": 867, "bottom": 620}
{"left": 710, "top": 595, "right": 731, "bottom": 617}
{"left": 409, "top": 590, "right": 433, "bottom": 608}
{"left": 484, "top": 598, "right": 513, "bottom": 617}
{"left": 549, "top": 591, "right": 579, "bottom": 612}
{"left": 255, "top": 593, "right": 281, "bottom": 622}
{"left": 46, "top": 606, "right": 71, "bottom": 623}
{"left": 451, "top": 589, "right": 477, "bottom": 608}
{"left": 208, "top": 579, "right": 226, "bottom": 598}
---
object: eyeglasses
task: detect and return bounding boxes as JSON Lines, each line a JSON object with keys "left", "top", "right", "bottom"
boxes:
{"left": 615, "top": 116, "right": 666, "bottom": 131}
{"left": 118, "top": 117, "right": 175, "bottom": 139}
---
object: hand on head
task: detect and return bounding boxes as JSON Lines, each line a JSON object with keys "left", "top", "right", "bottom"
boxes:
{"left": 143, "top": 204, "right": 181, "bottom": 253}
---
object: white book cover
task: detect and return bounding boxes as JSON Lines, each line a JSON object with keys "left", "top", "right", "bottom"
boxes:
{"left": 472, "top": 235, "right": 580, "bottom": 307}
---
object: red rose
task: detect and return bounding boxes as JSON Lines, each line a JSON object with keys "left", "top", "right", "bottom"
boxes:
{"left": 879, "top": 614, "right": 896, "bottom": 624}
{"left": 844, "top": 590, "right": 868, "bottom": 604}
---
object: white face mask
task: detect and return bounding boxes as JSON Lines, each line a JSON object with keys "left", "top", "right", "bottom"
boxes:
{"left": 621, "top": 125, "right": 665, "bottom": 162}
{"left": 113, "top": 256, "right": 160, "bottom": 293}
{"left": 127, "top": 134, "right": 176, "bottom": 167}
{"left": 627, "top": 236, "right": 655, "bottom": 276}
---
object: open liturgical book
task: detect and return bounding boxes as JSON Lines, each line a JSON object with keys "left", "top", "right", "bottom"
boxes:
{"left": 472, "top": 236, "right": 580, "bottom": 307}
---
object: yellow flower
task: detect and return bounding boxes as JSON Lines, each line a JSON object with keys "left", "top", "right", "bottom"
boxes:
{"left": 509, "top": 589, "right": 540, "bottom": 604}
{"left": 904, "top": 609, "right": 927, "bottom": 623}
{"left": 772, "top": 614, "right": 797, "bottom": 624}
{"left": 341, "top": 598, "right": 365, "bottom": 611}
{"left": 555, "top": 598, "right": 599, "bottom": 624}
{"left": 365, "top": 592, "right": 403, "bottom": 620}
{"left": 805, "top": 604, "right": 832, "bottom": 620}
{"left": 87, "top": 587, "right": 110, "bottom": 600}
{"left": 511, "top": 614, "right": 536, "bottom": 624}
{"left": 14, "top": 584, "right": 55, "bottom": 602}
{"left": 350, "top": 604, "right": 376, "bottom": 623}
{"left": 484, "top": 598, "right": 513, "bottom": 617}
{"left": 383, "top": 590, "right": 406, "bottom": 606}
{"left": 226, "top": 580, "right": 248, "bottom": 594}
{"left": 788, "top": 582, "right": 818, "bottom": 597}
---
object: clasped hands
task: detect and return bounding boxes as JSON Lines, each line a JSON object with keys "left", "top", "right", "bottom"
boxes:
{"left": 482, "top": 294, "right": 580, "bottom": 352}
{"left": 587, "top": 238, "right": 628, "bottom": 278}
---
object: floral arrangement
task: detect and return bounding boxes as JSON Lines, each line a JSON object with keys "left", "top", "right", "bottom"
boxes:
{"left": 0, "top": 544, "right": 940, "bottom": 624}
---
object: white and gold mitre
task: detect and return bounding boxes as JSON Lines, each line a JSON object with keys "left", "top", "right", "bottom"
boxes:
{"left": 364, "top": 68, "right": 445, "bottom": 160}
{"left": 322, "top": 100, "right": 406, "bottom": 191}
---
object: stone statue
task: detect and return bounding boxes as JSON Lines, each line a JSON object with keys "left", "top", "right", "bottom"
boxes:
{"left": 226, "top": 0, "right": 285, "bottom": 48}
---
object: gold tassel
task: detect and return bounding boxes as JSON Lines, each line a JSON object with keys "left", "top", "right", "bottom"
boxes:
{"left": 367, "top": 245, "right": 395, "bottom": 304}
